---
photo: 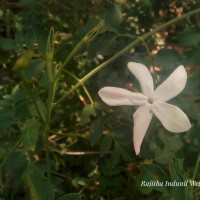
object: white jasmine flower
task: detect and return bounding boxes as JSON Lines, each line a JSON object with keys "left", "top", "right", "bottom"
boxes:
{"left": 98, "top": 62, "right": 191, "bottom": 155}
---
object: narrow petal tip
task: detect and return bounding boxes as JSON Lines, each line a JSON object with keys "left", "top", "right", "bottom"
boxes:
{"left": 154, "top": 65, "right": 187, "bottom": 102}
{"left": 133, "top": 105, "right": 153, "bottom": 156}
{"left": 134, "top": 147, "right": 140, "bottom": 155}
{"left": 181, "top": 118, "right": 191, "bottom": 132}
{"left": 127, "top": 62, "right": 154, "bottom": 97}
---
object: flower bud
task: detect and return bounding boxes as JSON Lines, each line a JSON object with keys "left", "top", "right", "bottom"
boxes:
{"left": 14, "top": 51, "right": 34, "bottom": 71}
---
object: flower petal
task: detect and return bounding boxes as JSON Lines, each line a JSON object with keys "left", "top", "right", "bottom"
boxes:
{"left": 151, "top": 101, "right": 191, "bottom": 132}
{"left": 98, "top": 87, "right": 147, "bottom": 106}
{"left": 127, "top": 62, "right": 154, "bottom": 97}
{"left": 133, "top": 105, "right": 153, "bottom": 155}
{"left": 154, "top": 65, "right": 187, "bottom": 102}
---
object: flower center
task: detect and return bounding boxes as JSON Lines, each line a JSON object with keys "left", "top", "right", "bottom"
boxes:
{"left": 148, "top": 97, "right": 154, "bottom": 104}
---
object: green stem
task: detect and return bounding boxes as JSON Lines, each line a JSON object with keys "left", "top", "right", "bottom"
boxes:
{"left": 45, "top": 61, "right": 61, "bottom": 198}
{"left": 141, "top": 38, "right": 152, "bottom": 57}
{"left": 62, "top": 40, "right": 85, "bottom": 69}
{"left": 44, "top": 28, "right": 60, "bottom": 198}
{"left": 82, "top": 84, "right": 94, "bottom": 105}
{"left": 47, "top": 58, "right": 53, "bottom": 82}
{"left": 116, "top": 33, "right": 136, "bottom": 39}
{"left": 45, "top": 79, "right": 57, "bottom": 198}
{"left": 140, "top": 38, "right": 158, "bottom": 83}
{"left": 64, "top": 70, "right": 94, "bottom": 105}
{"left": 193, "top": 153, "right": 200, "bottom": 180}
{"left": 0, "top": 138, "right": 21, "bottom": 170}
{"left": 56, "top": 7, "right": 200, "bottom": 105}
{"left": 46, "top": 82, "right": 57, "bottom": 123}
{"left": 44, "top": 83, "right": 52, "bottom": 194}
{"left": 0, "top": 132, "right": 29, "bottom": 193}
{"left": 61, "top": 20, "right": 105, "bottom": 70}
{"left": 19, "top": 73, "right": 45, "bottom": 123}
{"left": 45, "top": 80, "right": 57, "bottom": 199}
{"left": 43, "top": 127, "right": 51, "bottom": 199}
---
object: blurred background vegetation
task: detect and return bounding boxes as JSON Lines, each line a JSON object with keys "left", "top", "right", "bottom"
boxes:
{"left": 0, "top": 0, "right": 200, "bottom": 199}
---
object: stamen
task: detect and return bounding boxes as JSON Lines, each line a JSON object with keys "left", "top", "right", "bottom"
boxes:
{"left": 148, "top": 97, "right": 153, "bottom": 104}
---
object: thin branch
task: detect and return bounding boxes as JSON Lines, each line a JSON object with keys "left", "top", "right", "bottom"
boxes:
{"left": 56, "top": 7, "right": 200, "bottom": 106}
{"left": 53, "top": 149, "right": 111, "bottom": 155}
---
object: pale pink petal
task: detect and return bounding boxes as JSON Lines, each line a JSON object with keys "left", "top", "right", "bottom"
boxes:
{"left": 98, "top": 87, "right": 147, "bottom": 106}
{"left": 127, "top": 62, "right": 154, "bottom": 97}
{"left": 133, "top": 105, "right": 153, "bottom": 155}
{"left": 151, "top": 101, "right": 191, "bottom": 132}
{"left": 154, "top": 65, "right": 187, "bottom": 102}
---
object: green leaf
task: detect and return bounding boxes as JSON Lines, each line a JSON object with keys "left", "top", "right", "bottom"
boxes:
{"left": 0, "top": 38, "right": 16, "bottom": 51}
{"left": 14, "top": 50, "right": 34, "bottom": 71}
{"left": 90, "top": 119, "right": 104, "bottom": 146}
{"left": 0, "top": 9, "right": 3, "bottom": 18}
{"left": 23, "top": 59, "right": 46, "bottom": 80}
{"left": 29, "top": 95, "right": 46, "bottom": 119}
{"left": 154, "top": 48, "right": 182, "bottom": 68}
{"left": 57, "top": 193, "right": 81, "bottom": 200}
{"left": 39, "top": 72, "right": 50, "bottom": 89}
{"left": 23, "top": 164, "right": 54, "bottom": 200}
{"left": 140, "top": 164, "right": 168, "bottom": 183}
{"left": 38, "top": 30, "right": 49, "bottom": 55}
{"left": 55, "top": 43, "right": 72, "bottom": 63}
{"left": 100, "top": 157, "right": 124, "bottom": 176}
{"left": 79, "top": 104, "right": 96, "bottom": 125}
{"left": 119, "top": 146, "right": 133, "bottom": 162}
{"left": 169, "top": 162, "right": 181, "bottom": 181}
{"left": 178, "top": 27, "right": 200, "bottom": 46}
{"left": 189, "top": 124, "right": 200, "bottom": 145}
{"left": 158, "top": 131, "right": 183, "bottom": 154}
{"left": 135, "top": 164, "right": 169, "bottom": 194}
{"left": 0, "top": 99, "right": 10, "bottom": 107}
{"left": 105, "top": 4, "right": 122, "bottom": 31}
{"left": 159, "top": 195, "right": 174, "bottom": 200}
{"left": 181, "top": 175, "right": 197, "bottom": 200}
{"left": 100, "top": 135, "right": 112, "bottom": 157}
{"left": 25, "top": 28, "right": 37, "bottom": 49}
{"left": 134, "top": 175, "right": 152, "bottom": 195}
{"left": 169, "top": 162, "right": 184, "bottom": 199}
{"left": 11, "top": 84, "right": 27, "bottom": 104}
{"left": 11, "top": 84, "right": 20, "bottom": 100}
{"left": 182, "top": 49, "right": 200, "bottom": 65}
{"left": 141, "top": 0, "right": 152, "bottom": 8}
{"left": 184, "top": 184, "right": 195, "bottom": 200}
{"left": 15, "top": 30, "right": 24, "bottom": 49}
{"left": 0, "top": 108, "right": 14, "bottom": 130}
{"left": 130, "top": 54, "right": 152, "bottom": 68}
{"left": 154, "top": 147, "right": 169, "bottom": 165}
{"left": 18, "top": 0, "right": 37, "bottom": 6}
{"left": 111, "top": 142, "right": 121, "bottom": 165}
{"left": 5, "top": 151, "right": 27, "bottom": 175}
{"left": 22, "top": 119, "right": 41, "bottom": 151}
{"left": 14, "top": 101, "right": 30, "bottom": 121}
{"left": 87, "top": 34, "right": 116, "bottom": 58}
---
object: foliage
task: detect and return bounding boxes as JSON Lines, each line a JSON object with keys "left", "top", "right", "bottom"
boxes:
{"left": 0, "top": 0, "right": 200, "bottom": 199}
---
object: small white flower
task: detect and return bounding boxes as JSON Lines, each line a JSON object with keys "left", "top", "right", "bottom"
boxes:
{"left": 98, "top": 62, "right": 191, "bottom": 155}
